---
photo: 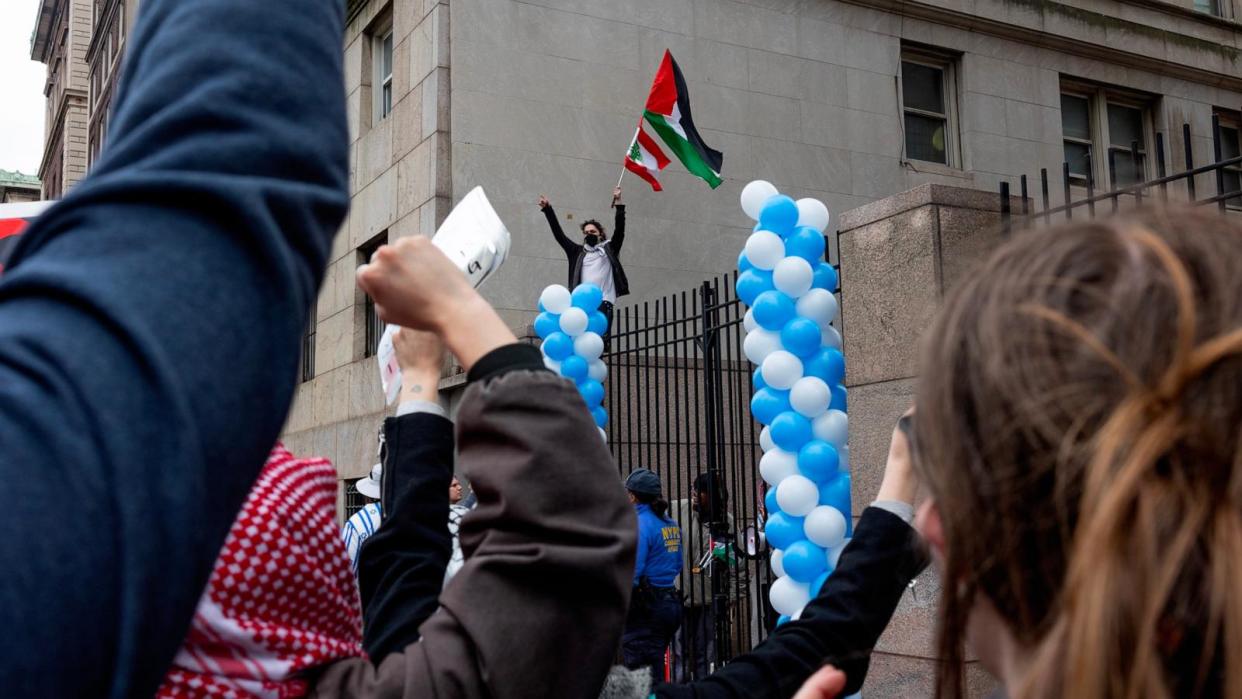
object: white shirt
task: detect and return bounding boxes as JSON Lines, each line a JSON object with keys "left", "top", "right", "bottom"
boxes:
{"left": 341, "top": 502, "right": 383, "bottom": 575}
{"left": 581, "top": 243, "right": 617, "bottom": 304}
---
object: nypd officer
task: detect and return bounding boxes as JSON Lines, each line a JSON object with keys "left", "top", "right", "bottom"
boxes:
{"left": 622, "top": 468, "right": 685, "bottom": 684}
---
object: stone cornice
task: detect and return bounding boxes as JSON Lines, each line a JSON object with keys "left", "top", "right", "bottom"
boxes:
{"left": 848, "top": 0, "right": 1242, "bottom": 91}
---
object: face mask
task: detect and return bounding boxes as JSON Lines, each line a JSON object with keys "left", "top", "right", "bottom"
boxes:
{"left": 584, "top": 234, "right": 600, "bottom": 246}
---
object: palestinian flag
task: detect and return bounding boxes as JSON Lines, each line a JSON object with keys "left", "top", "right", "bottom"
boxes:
{"left": 642, "top": 51, "right": 724, "bottom": 189}
{"left": 624, "top": 122, "right": 671, "bottom": 192}
{"left": 0, "top": 201, "right": 52, "bottom": 274}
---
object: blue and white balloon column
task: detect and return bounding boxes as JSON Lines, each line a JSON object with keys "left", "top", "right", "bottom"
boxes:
{"left": 534, "top": 283, "right": 611, "bottom": 437}
{"left": 737, "top": 180, "right": 851, "bottom": 624}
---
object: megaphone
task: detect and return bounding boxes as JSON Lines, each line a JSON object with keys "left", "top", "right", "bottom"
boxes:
{"left": 378, "top": 187, "right": 510, "bottom": 403}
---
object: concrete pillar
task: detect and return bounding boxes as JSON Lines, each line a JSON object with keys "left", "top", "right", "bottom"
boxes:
{"left": 836, "top": 183, "right": 1016, "bottom": 697}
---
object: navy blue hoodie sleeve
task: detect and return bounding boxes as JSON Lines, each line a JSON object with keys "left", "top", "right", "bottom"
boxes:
{"left": 0, "top": 0, "right": 347, "bottom": 696}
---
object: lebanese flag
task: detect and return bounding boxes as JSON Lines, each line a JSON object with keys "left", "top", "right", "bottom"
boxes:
{"left": 624, "top": 122, "right": 671, "bottom": 192}
{"left": 642, "top": 51, "right": 724, "bottom": 189}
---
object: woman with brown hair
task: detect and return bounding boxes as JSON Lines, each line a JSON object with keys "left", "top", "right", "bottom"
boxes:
{"left": 911, "top": 207, "right": 1242, "bottom": 698}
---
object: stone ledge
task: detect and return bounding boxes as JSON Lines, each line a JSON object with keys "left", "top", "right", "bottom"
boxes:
{"left": 838, "top": 183, "right": 1024, "bottom": 231}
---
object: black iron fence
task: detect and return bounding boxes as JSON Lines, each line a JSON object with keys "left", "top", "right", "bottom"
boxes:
{"left": 1000, "top": 117, "right": 1242, "bottom": 229}
{"left": 602, "top": 272, "right": 776, "bottom": 680}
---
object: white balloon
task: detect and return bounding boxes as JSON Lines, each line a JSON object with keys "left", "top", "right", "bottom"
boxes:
{"left": 743, "top": 308, "right": 758, "bottom": 333}
{"left": 761, "top": 351, "right": 803, "bottom": 390}
{"left": 573, "top": 332, "right": 604, "bottom": 359}
{"left": 790, "top": 377, "right": 831, "bottom": 418}
{"left": 773, "top": 257, "right": 814, "bottom": 298}
{"left": 759, "top": 426, "right": 775, "bottom": 452}
{"left": 769, "top": 575, "right": 811, "bottom": 616}
{"left": 770, "top": 549, "right": 786, "bottom": 578}
{"left": 804, "top": 506, "right": 848, "bottom": 549}
{"left": 760, "top": 449, "right": 799, "bottom": 487}
{"left": 741, "top": 180, "right": 780, "bottom": 220}
{"left": 544, "top": 357, "right": 561, "bottom": 373}
{"left": 796, "top": 289, "right": 839, "bottom": 329}
{"left": 838, "top": 445, "right": 850, "bottom": 471}
{"left": 791, "top": 606, "right": 805, "bottom": 621}
{"left": 745, "top": 231, "right": 785, "bottom": 271}
{"left": 776, "top": 475, "right": 819, "bottom": 516}
{"left": 598, "top": 426, "right": 608, "bottom": 442}
{"left": 588, "top": 359, "right": 608, "bottom": 382}
{"left": 559, "top": 307, "right": 589, "bottom": 336}
{"left": 796, "top": 198, "right": 831, "bottom": 233}
{"left": 744, "top": 329, "right": 782, "bottom": 365}
{"left": 821, "top": 325, "right": 843, "bottom": 351}
{"left": 540, "top": 285, "right": 572, "bottom": 314}
{"left": 812, "top": 409, "right": 849, "bottom": 446}
{"left": 828, "top": 538, "right": 851, "bottom": 569}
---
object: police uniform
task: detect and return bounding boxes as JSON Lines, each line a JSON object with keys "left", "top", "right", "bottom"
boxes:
{"left": 622, "top": 469, "right": 685, "bottom": 685}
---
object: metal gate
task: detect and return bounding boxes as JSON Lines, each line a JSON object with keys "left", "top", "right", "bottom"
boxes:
{"left": 603, "top": 272, "right": 775, "bottom": 680}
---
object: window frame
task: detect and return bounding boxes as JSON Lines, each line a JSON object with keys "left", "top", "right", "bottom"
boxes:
{"left": 1059, "top": 81, "right": 1155, "bottom": 190}
{"left": 372, "top": 26, "right": 394, "bottom": 125}
{"left": 1214, "top": 109, "right": 1242, "bottom": 211}
{"left": 357, "top": 232, "right": 389, "bottom": 359}
{"left": 301, "top": 299, "right": 317, "bottom": 383}
{"left": 899, "top": 46, "right": 962, "bottom": 169}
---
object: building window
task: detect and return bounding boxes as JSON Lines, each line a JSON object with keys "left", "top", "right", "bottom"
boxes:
{"left": 373, "top": 28, "right": 394, "bottom": 123}
{"left": 1060, "top": 83, "right": 1153, "bottom": 188}
{"left": 344, "top": 480, "right": 368, "bottom": 519}
{"left": 1217, "top": 110, "right": 1241, "bottom": 210}
{"left": 358, "top": 232, "right": 388, "bottom": 358}
{"left": 1194, "top": 0, "right": 1220, "bottom": 15}
{"left": 302, "top": 299, "right": 317, "bottom": 383}
{"left": 900, "top": 48, "right": 959, "bottom": 167}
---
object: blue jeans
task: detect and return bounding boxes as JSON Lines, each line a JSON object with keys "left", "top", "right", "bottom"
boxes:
{"left": 623, "top": 587, "right": 684, "bottom": 685}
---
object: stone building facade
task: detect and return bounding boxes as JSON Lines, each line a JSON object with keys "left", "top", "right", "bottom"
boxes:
{"left": 30, "top": 0, "right": 93, "bottom": 200}
{"left": 283, "top": 0, "right": 1242, "bottom": 490}
{"left": 0, "top": 171, "right": 42, "bottom": 204}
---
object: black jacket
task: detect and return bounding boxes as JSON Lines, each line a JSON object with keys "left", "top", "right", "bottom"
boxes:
{"left": 654, "top": 507, "right": 930, "bottom": 698}
{"left": 543, "top": 204, "right": 630, "bottom": 298}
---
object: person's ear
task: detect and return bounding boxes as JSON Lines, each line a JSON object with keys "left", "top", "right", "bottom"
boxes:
{"left": 915, "top": 499, "right": 945, "bottom": 561}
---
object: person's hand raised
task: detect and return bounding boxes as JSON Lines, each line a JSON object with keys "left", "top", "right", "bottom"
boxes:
{"left": 538, "top": 195, "right": 549, "bottom": 210}
{"left": 612, "top": 186, "right": 622, "bottom": 206}
{"left": 792, "top": 666, "right": 847, "bottom": 699}
{"left": 356, "top": 236, "right": 476, "bottom": 333}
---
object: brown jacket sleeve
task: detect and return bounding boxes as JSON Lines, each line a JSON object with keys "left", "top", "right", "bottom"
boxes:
{"left": 312, "top": 369, "right": 637, "bottom": 699}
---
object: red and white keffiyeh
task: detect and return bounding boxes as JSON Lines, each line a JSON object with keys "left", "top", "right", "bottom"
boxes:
{"left": 157, "top": 445, "right": 365, "bottom": 698}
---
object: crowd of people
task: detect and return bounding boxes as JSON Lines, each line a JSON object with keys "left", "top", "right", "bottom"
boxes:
{"left": 1, "top": 0, "right": 1240, "bottom": 697}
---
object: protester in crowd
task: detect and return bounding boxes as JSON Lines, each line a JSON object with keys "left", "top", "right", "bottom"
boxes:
{"left": 539, "top": 187, "right": 628, "bottom": 343}
{"left": 0, "top": 0, "right": 348, "bottom": 693}
{"left": 446, "top": 476, "right": 471, "bottom": 585}
{"left": 622, "top": 468, "right": 684, "bottom": 685}
{"left": 307, "top": 234, "right": 635, "bottom": 697}
{"left": 909, "top": 207, "right": 1242, "bottom": 698}
{"left": 670, "top": 472, "right": 736, "bottom": 680}
{"left": 343, "top": 456, "right": 384, "bottom": 575}
{"left": 157, "top": 445, "right": 366, "bottom": 697}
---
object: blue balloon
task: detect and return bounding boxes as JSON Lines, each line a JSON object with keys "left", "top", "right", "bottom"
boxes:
{"left": 736, "top": 269, "right": 774, "bottom": 307}
{"left": 571, "top": 284, "right": 604, "bottom": 312}
{"left": 781, "top": 318, "right": 822, "bottom": 358}
{"left": 776, "top": 614, "right": 791, "bottom": 627}
{"left": 588, "top": 311, "right": 609, "bottom": 336}
{"left": 738, "top": 250, "right": 754, "bottom": 273}
{"left": 759, "top": 195, "right": 799, "bottom": 235}
{"left": 753, "top": 367, "right": 768, "bottom": 391}
{"left": 811, "top": 569, "right": 832, "bottom": 597}
{"left": 771, "top": 411, "right": 813, "bottom": 451}
{"left": 803, "top": 347, "right": 846, "bottom": 386}
{"left": 542, "top": 332, "right": 574, "bottom": 361}
{"left": 752, "top": 290, "right": 796, "bottom": 331}
{"left": 818, "top": 473, "right": 852, "bottom": 523}
{"left": 813, "top": 263, "right": 839, "bottom": 292}
{"left": 785, "top": 227, "right": 827, "bottom": 262}
{"left": 751, "top": 387, "right": 791, "bottom": 426}
{"left": 561, "top": 355, "right": 590, "bottom": 382}
{"left": 591, "top": 405, "right": 609, "bottom": 428}
{"left": 578, "top": 378, "right": 605, "bottom": 406}
{"left": 783, "top": 539, "right": 828, "bottom": 583}
{"left": 534, "top": 312, "right": 560, "bottom": 339}
{"left": 798, "top": 440, "right": 839, "bottom": 483}
{"left": 764, "top": 487, "right": 780, "bottom": 516}
{"left": 538, "top": 299, "right": 548, "bottom": 313}
{"left": 830, "top": 384, "right": 848, "bottom": 411}
{"left": 765, "top": 511, "right": 805, "bottom": 550}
